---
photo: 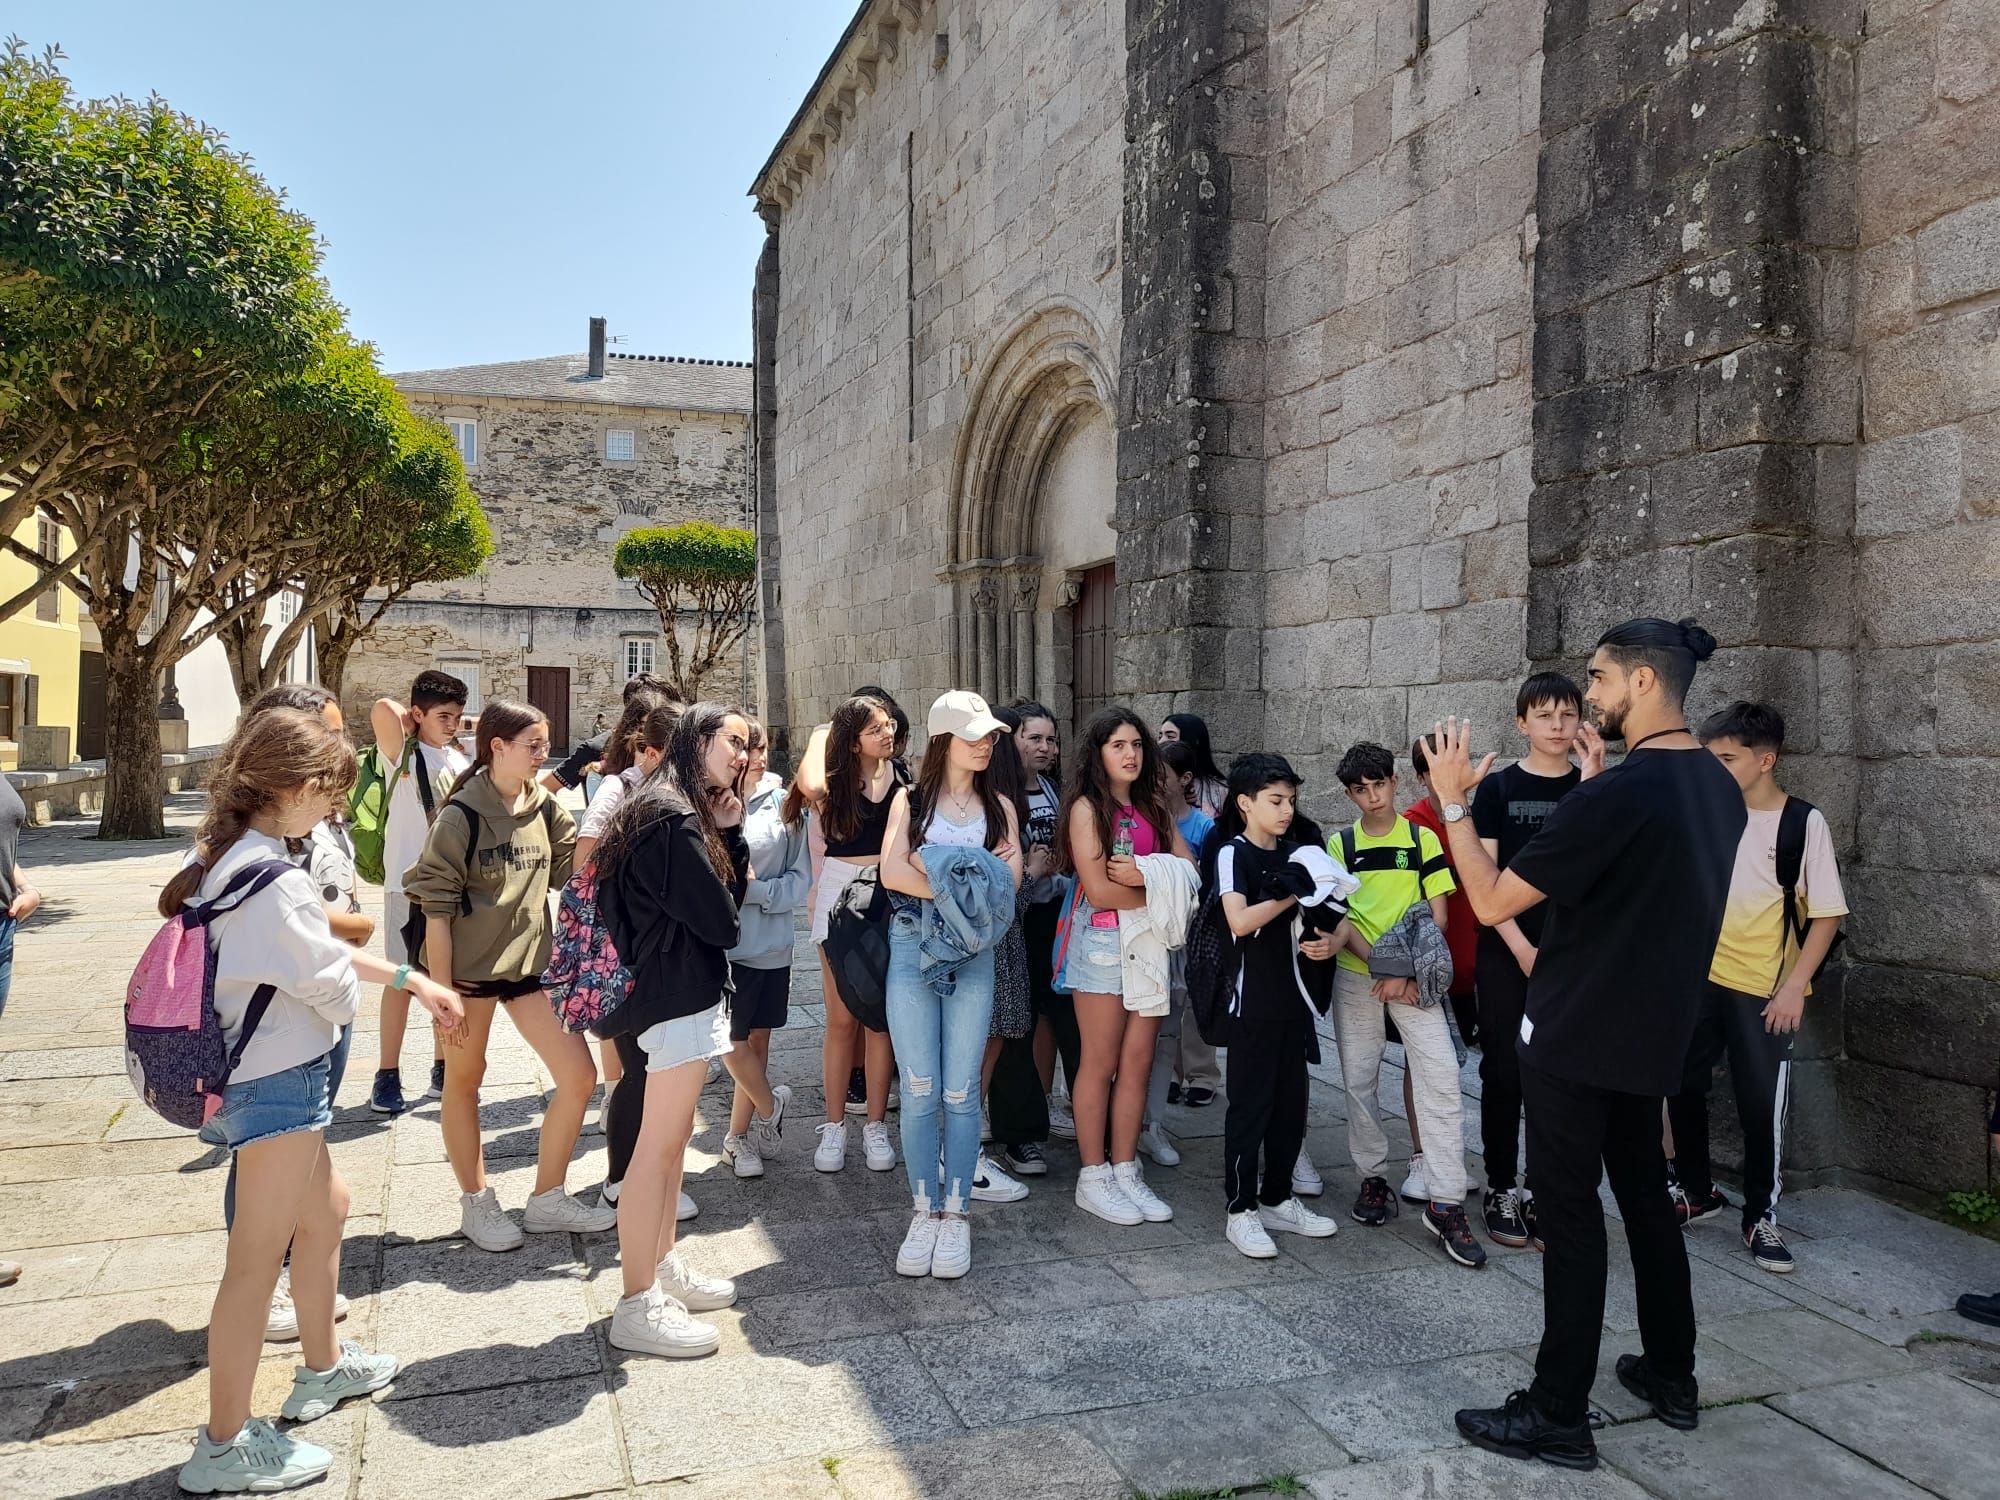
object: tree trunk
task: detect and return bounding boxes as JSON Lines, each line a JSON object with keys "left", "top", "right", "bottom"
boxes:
{"left": 221, "top": 614, "right": 263, "bottom": 709}
{"left": 99, "top": 628, "right": 168, "bottom": 840}
{"left": 316, "top": 619, "right": 357, "bottom": 698}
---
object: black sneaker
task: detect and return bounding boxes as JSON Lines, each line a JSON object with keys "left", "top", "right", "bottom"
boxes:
{"left": 1484, "top": 1188, "right": 1529, "bottom": 1248}
{"left": 1744, "top": 1218, "right": 1794, "bottom": 1274}
{"left": 844, "top": 1067, "right": 867, "bottom": 1115}
{"left": 1002, "top": 1143, "right": 1048, "bottom": 1177}
{"left": 1426, "top": 1203, "right": 1488, "bottom": 1268}
{"left": 1351, "top": 1175, "right": 1397, "bottom": 1226}
{"left": 1956, "top": 1290, "right": 2000, "bottom": 1328}
{"left": 1674, "top": 1185, "right": 1730, "bottom": 1228}
{"left": 1455, "top": 1389, "right": 1597, "bottom": 1470}
{"left": 1182, "top": 1086, "right": 1216, "bottom": 1108}
{"left": 427, "top": 1059, "right": 446, "bottom": 1099}
{"left": 1615, "top": 1353, "right": 1699, "bottom": 1430}
{"left": 1166, "top": 1082, "right": 1184, "bottom": 1105}
{"left": 1523, "top": 1193, "right": 1545, "bottom": 1252}
{"left": 369, "top": 1068, "right": 405, "bottom": 1115}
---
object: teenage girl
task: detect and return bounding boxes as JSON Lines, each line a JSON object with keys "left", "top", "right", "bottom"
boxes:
{"left": 594, "top": 702, "right": 753, "bottom": 1358}
{"left": 1059, "top": 708, "right": 1194, "bottom": 1228}
{"left": 170, "top": 708, "right": 461, "bottom": 1494}
{"left": 1008, "top": 703, "right": 1077, "bottom": 1159}
{"left": 1159, "top": 713, "right": 1228, "bottom": 818}
{"left": 403, "top": 701, "right": 608, "bottom": 1252}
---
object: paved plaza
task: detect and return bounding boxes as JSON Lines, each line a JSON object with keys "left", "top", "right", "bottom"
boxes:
{"left": 3, "top": 797, "right": 2000, "bottom": 1500}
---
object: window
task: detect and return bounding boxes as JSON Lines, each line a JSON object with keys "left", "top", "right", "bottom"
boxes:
{"left": 278, "top": 589, "right": 298, "bottom": 625}
{"left": 623, "top": 637, "right": 656, "bottom": 680}
{"left": 0, "top": 674, "right": 17, "bottom": 739}
{"left": 605, "top": 429, "right": 635, "bottom": 462}
{"left": 446, "top": 419, "right": 477, "bottom": 469}
{"left": 34, "top": 513, "right": 60, "bottom": 622}
{"left": 441, "top": 658, "right": 481, "bottom": 715}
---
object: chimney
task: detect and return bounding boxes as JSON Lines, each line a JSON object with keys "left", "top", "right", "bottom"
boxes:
{"left": 588, "top": 316, "right": 607, "bottom": 378}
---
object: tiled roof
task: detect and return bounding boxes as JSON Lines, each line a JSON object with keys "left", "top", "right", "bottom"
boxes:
{"left": 392, "top": 352, "right": 752, "bottom": 413}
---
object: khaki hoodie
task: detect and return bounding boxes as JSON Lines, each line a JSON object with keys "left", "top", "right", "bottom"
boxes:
{"left": 402, "top": 770, "right": 577, "bottom": 985}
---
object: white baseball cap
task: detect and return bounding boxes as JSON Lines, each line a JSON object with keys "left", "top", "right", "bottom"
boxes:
{"left": 928, "top": 690, "right": 1010, "bottom": 742}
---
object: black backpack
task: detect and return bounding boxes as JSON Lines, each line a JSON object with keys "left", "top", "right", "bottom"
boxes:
{"left": 823, "top": 865, "right": 892, "bottom": 1033}
{"left": 400, "top": 795, "right": 559, "bottom": 971}
{"left": 1183, "top": 887, "right": 1239, "bottom": 1046}
{"left": 1776, "top": 796, "right": 1844, "bottom": 980}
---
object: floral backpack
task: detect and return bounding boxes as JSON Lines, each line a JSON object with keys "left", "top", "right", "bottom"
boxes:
{"left": 542, "top": 859, "right": 632, "bottom": 1034}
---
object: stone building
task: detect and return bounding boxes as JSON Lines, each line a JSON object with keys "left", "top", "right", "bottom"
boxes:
{"left": 752, "top": 0, "right": 2000, "bottom": 1199}
{"left": 349, "top": 322, "right": 754, "bottom": 748}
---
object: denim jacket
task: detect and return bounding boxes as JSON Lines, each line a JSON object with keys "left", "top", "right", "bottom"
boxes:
{"left": 895, "top": 843, "right": 1015, "bottom": 1000}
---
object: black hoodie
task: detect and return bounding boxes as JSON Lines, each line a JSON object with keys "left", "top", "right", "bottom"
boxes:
{"left": 596, "top": 805, "right": 749, "bottom": 1035}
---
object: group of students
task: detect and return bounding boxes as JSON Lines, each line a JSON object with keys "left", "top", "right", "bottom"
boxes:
{"left": 142, "top": 625, "right": 1977, "bottom": 1491}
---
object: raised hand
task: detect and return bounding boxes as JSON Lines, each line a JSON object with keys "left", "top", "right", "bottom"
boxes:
{"left": 1577, "top": 723, "right": 1608, "bottom": 779}
{"left": 1420, "top": 717, "right": 1497, "bottom": 807}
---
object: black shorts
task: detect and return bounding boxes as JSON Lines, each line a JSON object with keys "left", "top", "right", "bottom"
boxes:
{"left": 460, "top": 976, "right": 543, "bottom": 1003}
{"left": 729, "top": 964, "right": 790, "bottom": 1039}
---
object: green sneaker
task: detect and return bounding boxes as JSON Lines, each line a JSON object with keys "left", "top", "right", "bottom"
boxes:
{"left": 279, "top": 1340, "right": 399, "bottom": 1423}
{"left": 178, "top": 1418, "right": 332, "bottom": 1493}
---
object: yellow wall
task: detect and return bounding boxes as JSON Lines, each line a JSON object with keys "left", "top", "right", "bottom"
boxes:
{"left": 0, "top": 510, "right": 82, "bottom": 769}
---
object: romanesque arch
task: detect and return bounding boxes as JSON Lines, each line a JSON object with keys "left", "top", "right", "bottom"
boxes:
{"left": 943, "top": 302, "right": 1116, "bottom": 715}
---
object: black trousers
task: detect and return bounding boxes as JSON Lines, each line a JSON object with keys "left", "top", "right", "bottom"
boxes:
{"left": 1223, "top": 1012, "right": 1312, "bottom": 1214}
{"left": 1476, "top": 946, "right": 1530, "bottom": 1190}
{"left": 1521, "top": 1059, "right": 1696, "bottom": 1424}
{"left": 1665, "top": 981, "right": 1793, "bottom": 1230}
{"left": 603, "top": 1031, "right": 649, "bottom": 1189}
{"left": 1024, "top": 898, "right": 1080, "bottom": 1122}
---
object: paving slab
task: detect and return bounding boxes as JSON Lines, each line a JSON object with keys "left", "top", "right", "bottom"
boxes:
{"left": 1248, "top": 1262, "right": 1547, "bottom": 1369}
{"left": 1280, "top": 1349, "right": 1539, "bottom": 1459}
{"left": 1700, "top": 1306, "right": 1917, "bottom": 1387}
{"left": 0, "top": 1409, "right": 360, "bottom": 1500}
{"left": 361, "top": 1377, "right": 624, "bottom": 1500}
{"left": 1498, "top": 1224, "right": 1793, "bottom": 1331}
{"left": 1774, "top": 1370, "right": 2000, "bottom": 1500}
{"left": 736, "top": 1275, "right": 995, "bottom": 1350}
{"left": 1598, "top": 1400, "right": 1936, "bottom": 1498}
{"left": 1302, "top": 1443, "right": 1657, "bottom": 1498}
{"left": 829, "top": 1420, "right": 1129, "bottom": 1500}
{"left": 1080, "top": 1385, "right": 1350, "bottom": 1493}
{"left": 1509, "top": 1332, "right": 1796, "bottom": 1422}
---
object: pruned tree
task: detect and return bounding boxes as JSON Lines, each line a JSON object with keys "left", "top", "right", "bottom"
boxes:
{"left": 612, "top": 522, "right": 757, "bottom": 698}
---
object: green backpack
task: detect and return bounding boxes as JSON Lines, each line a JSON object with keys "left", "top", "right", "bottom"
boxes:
{"left": 349, "top": 740, "right": 437, "bottom": 887}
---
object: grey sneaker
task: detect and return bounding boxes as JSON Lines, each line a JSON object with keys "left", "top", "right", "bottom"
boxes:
{"left": 751, "top": 1083, "right": 791, "bottom": 1157}
{"left": 178, "top": 1418, "right": 332, "bottom": 1494}
{"left": 279, "top": 1340, "right": 399, "bottom": 1422}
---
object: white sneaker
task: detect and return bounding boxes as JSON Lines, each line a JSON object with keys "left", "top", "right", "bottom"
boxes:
{"left": 1401, "top": 1153, "right": 1429, "bottom": 1204}
{"left": 970, "top": 1154, "right": 1029, "bottom": 1203}
{"left": 814, "top": 1120, "right": 848, "bottom": 1173}
{"left": 862, "top": 1119, "right": 896, "bottom": 1172}
{"left": 723, "top": 1133, "right": 765, "bottom": 1179}
{"left": 524, "top": 1187, "right": 618, "bottom": 1234}
{"left": 657, "top": 1247, "right": 736, "bottom": 1311}
{"left": 1138, "top": 1122, "right": 1181, "bottom": 1167}
{"left": 1048, "top": 1100, "right": 1078, "bottom": 1140}
{"left": 677, "top": 1190, "right": 698, "bottom": 1223}
{"left": 1075, "top": 1163, "right": 1143, "bottom": 1226}
{"left": 1260, "top": 1195, "right": 1340, "bottom": 1238}
{"left": 931, "top": 1216, "right": 972, "bottom": 1279}
{"left": 1113, "top": 1159, "right": 1174, "bottom": 1222}
{"left": 896, "top": 1206, "right": 941, "bottom": 1277}
{"left": 264, "top": 1267, "right": 350, "bottom": 1342}
{"left": 459, "top": 1188, "right": 524, "bottom": 1252}
{"left": 751, "top": 1083, "right": 790, "bottom": 1157}
{"left": 1227, "top": 1208, "right": 1280, "bottom": 1259}
{"left": 609, "top": 1285, "right": 719, "bottom": 1359}
{"left": 1292, "top": 1148, "right": 1325, "bottom": 1198}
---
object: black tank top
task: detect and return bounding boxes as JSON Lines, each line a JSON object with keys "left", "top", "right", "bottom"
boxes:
{"left": 824, "top": 786, "right": 895, "bottom": 858}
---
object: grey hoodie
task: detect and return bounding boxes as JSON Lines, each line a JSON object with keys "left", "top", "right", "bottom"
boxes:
{"left": 728, "top": 772, "right": 813, "bottom": 969}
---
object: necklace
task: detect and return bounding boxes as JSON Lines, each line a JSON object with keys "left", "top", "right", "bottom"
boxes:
{"left": 944, "top": 786, "right": 978, "bottom": 820}
{"left": 1628, "top": 726, "right": 1690, "bottom": 752}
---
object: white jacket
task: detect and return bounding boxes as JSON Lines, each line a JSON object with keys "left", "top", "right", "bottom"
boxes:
{"left": 194, "top": 831, "right": 361, "bottom": 1085}
{"left": 1118, "top": 853, "right": 1201, "bottom": 1018}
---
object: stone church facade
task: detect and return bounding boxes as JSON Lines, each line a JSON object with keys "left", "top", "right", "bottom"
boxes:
{"left": 751, "top": 0, "right": 2000, "bottom": 1201}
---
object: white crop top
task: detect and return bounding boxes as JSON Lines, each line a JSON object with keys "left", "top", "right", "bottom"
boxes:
{"left": 922, "top": 808, "right": 988, "bottom": 849}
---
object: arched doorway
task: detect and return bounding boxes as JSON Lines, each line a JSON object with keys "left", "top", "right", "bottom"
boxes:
{"left": 944, "top": 304, "right": 1116, "bottom": 734}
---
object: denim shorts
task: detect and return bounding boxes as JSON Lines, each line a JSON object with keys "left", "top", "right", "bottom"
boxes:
{"left": 1060, "top": 917, "right": 1124, "bottom": 996}
{"left": 638, "top": 1002, "right": 734, "bottom": 1072}
{"left": 198, "top": 1049, "right": 335, "bottom": 1152}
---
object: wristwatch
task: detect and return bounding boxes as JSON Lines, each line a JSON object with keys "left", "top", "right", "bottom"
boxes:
{"left": 1442, "top": 803, "right": 1469, "bottom": 824}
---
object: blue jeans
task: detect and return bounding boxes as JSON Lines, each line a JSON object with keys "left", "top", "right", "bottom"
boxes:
{"left": 0, "top": 913, "right": 15, "bottom": 1019}
{"left": 886, "top": 910, "right": 995, "bottom": 1213}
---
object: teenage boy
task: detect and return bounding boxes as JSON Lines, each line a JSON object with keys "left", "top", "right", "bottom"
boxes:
{"left": 1469, "top": 672, "right": 1589, "bottom": 1250}
{"left": 1667, "top": 702, "right": 1846, "bottom": 1274}
{"left": 1331, "top": 742, "right": 1484, "bottom": 1269}
{"left": 368, "top": 670, "right": 470, "bottom": 1114}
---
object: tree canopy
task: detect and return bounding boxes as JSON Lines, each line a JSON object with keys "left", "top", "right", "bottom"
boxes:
{"left": 613, "top": 521, "right": 757, "bottom": 697}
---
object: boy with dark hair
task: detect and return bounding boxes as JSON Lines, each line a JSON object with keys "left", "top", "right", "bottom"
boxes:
{"left": 1468, "top": 671, "right": 1588, "bottom": 1250}
{"left": 1331, "top": 742, "right": 1484, "bottom": 1268}
{"left": 367, "top": 669, "right": 470, "bottom": 1114}
{"left": 1669, "top": 701, "right": 1846, "bottom": 1274}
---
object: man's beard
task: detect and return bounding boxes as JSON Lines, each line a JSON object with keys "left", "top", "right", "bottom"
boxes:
{"left": 1594, "top": 699, "right": 1630, "bottom": 742}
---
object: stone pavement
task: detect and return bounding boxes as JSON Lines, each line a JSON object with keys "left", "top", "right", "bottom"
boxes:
{"left": 4, "top": 796, "right": 2000, "bottom": 1500}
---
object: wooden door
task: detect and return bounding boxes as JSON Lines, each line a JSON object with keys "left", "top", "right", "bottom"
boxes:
{"left": 527, "top": 666, "right": 571, "bottom": 754}
{"left": 1069, "top": 562, "right": 1115, "bottom": 733}
{"left": 77, "top": 650, "right": 107, "bottom": 762}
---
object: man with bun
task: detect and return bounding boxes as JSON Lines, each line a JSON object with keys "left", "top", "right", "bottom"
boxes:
{"left": 1420, "top": 618, "right": 1745, "bottom": 1471}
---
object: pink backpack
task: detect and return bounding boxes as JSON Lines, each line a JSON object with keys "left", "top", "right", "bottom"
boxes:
{"left": 542, "top": 859, "right": 633, "bottom": 1035}
{"left": 124, "top": 859, "right": 296, "bottom": 1129}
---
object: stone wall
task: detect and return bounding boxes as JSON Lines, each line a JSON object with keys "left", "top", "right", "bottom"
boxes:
{"left": 1846, "top": 0, "right": 2000, "bottom": 1194}
{"left": 760, "top": 0, "right": 1127, "bottom": 741}
{"left": 1260, "top": 0, "right": 1543, "bottom": 805}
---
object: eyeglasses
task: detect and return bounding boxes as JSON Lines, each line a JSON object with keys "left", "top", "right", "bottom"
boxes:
{"left": 863, "top": 723, "right": 897, "bottom": 739}
{"left": 720, "top": 734, "right": 750, "bottom": 755}
{"left": 517, "top": 739, "right": 551, "bottom": 755}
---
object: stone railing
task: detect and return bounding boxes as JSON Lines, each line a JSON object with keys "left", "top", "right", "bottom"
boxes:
{"left": 7, "top": 747, "right": 223, "bottom": 825}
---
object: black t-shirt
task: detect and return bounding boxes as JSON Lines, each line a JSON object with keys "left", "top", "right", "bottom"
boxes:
{"left": 547, "top": 732, "right": 608, "bottom": 791}
{"left": 1471, "top": 762, "right": 1581, "bottom": 948}
{"left": 1215, "top": 837, "right": 1315, "bottom": 1027}
{"left": 1505, "top": 747, "right": 1746, "bottom": 1097}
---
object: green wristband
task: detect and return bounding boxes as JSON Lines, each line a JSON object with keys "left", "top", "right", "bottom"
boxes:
{"left": 392, "top": 962, "right": 413, "bottom": 991}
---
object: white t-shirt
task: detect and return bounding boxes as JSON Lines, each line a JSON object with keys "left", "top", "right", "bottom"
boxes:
{"left": 580, "top": 765, "right": 644, "bottom": 842}
{"left": 383, "top": 738, "right": 470, "bottom": 894}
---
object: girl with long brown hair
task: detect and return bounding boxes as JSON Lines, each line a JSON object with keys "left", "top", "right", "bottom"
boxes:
{"left": 172, "top": 709, "right": 462, "bottom": 1495}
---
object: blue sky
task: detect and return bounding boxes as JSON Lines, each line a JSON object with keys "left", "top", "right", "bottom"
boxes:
{"left": 10, "top": 1, "right": 857, "bottom": 371}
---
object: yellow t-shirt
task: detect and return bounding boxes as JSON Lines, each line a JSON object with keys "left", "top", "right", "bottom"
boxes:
{"left": 1709, "top": 804, "right": 1848, "bottom": 997}
{"left": 1332, "top": 816, "right": 1457, "bottom": 974}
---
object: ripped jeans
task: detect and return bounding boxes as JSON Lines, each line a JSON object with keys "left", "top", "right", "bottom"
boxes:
{"left": 885, "top": 907, "right": 997, "bottom": 1213}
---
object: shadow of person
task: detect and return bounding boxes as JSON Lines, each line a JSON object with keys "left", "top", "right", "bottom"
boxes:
{"left": 0, "top": 1316, "right": 203, "bottom": 1411}
{"left": 368, "top": 1341, "right": 603, "bottom": 1442}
